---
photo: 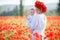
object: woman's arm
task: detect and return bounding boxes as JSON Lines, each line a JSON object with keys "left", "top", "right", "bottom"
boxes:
{"left": 38, "top": 15, "right": 47, "bottom": 33}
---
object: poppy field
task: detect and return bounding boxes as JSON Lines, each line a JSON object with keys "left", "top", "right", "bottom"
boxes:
{"left": 0, "top": 16, "right": 60, "bottom": 40}
{"left": 45, "top": 16, "right": 60, "bottom": 40}
{"left": 0, "top": 16, "right": 32, "bottom": 40}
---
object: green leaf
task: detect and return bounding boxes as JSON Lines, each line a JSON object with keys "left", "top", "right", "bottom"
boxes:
{"left": 5, "top": 34, "right": 9, "bottom": 40}
{"left": 9, "top": 32, "right": 14, "bottom": 37}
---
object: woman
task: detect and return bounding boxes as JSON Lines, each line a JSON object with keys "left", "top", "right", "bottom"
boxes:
{"left": 27, "top": 1, "right": 47, "bottom": 40}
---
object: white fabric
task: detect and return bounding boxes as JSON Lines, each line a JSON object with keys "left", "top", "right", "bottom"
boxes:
{"left": 26, "top": 15, "right": 34, "bottom": 27}
{"left": 27, "top": 15, "right": 33, "bottom": 20}
{"left": 27, "top": 14, "right": 47, "bottom": 33}
{"left": 26, "top": 13, "right": 47, "bottom": 40}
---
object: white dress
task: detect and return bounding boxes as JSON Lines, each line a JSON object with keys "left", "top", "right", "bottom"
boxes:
{"left": 26, "top": 13, "right": 47, "bottom": 40}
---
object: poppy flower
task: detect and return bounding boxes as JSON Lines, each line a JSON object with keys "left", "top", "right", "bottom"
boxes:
{"left": 35, "top": 1, "right": 47, "bottom": 13}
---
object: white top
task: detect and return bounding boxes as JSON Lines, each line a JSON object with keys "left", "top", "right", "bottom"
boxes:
{"left": 27, "top": 15, "right": 33, "bottom": 20}
{"left": 26, "top": 15, "right": 34, "bottom": 26}
{"left": 26, "top": 13, "right": 47, "bottom": 34}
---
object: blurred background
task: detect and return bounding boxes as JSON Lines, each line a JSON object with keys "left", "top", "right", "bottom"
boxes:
{"left": 0, "top": 0, "right": 60, "bottom": 16}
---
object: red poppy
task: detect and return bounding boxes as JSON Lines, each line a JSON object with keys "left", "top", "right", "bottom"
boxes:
{"left": 35, "top": 1, "right": 47, "bottom": 13}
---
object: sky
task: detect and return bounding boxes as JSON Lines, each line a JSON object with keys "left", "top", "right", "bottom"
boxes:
{"left": 0, "top": 0, "right": 59, "bottom": 5}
